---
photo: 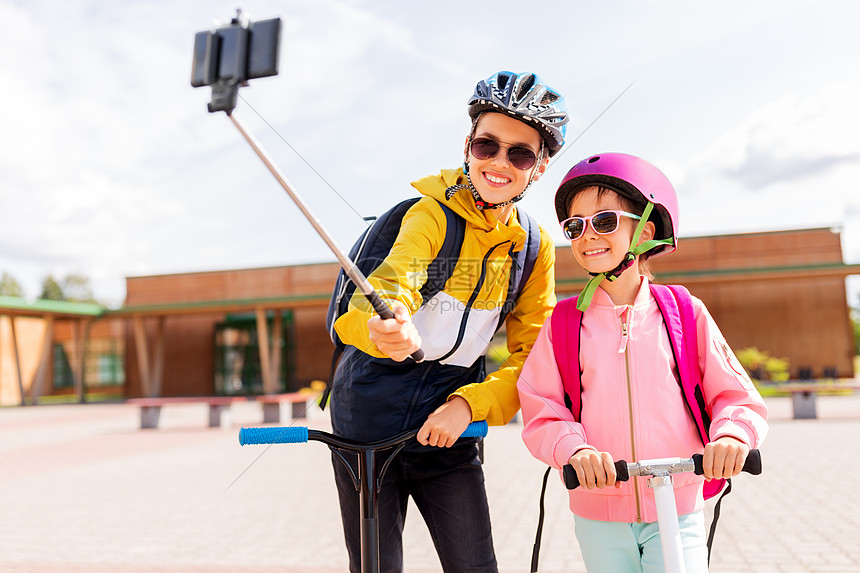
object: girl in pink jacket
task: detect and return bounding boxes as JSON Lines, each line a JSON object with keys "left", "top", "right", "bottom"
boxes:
{"left": 517, "top": 153, "right": 768, "bottom": 572}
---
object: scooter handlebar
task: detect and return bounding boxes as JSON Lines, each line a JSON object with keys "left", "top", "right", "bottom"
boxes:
{"left": 239, "top": 420, "right": 487, "bottom": 446}
{"left": 563, "top": 449, "right": 761, "bottom": 490}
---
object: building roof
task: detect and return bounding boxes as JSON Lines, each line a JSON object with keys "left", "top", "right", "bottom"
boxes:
{"left": 104, "top": 293, "right": 329, "bottom": 317}
{"left": 556, "top": 261, "right": 860, "bottom": 290}
{"left": 0, "top": 296, "right": 105, "bottom": 318}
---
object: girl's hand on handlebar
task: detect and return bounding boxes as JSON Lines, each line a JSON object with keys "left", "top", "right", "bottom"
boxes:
{"left": 367, "top": 302, "right": 422, "bottom": 362}
{"left": 568, "top": 449, "right": 620, "bottom": 490}
{"left": 702, "top": 436, "right": 750, "bottom": 480}
{"left": 417, "top": 396, "right": 472, "bottom": 448}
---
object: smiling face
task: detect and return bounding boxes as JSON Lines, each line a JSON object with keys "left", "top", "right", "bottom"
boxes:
{"left": 464, "top": 112, "right": 547, "bottom": 212}
{"left": 567, "top": 186, "right": 654, "bottom": 275}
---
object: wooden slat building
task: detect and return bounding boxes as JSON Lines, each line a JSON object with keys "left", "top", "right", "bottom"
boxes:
{"left": 1, "top": 227, "right": 857, "bottom": 405}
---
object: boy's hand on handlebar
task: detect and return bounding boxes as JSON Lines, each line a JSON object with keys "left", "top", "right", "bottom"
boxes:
{"left": 367, "top": 302, "right": 422, "bottom": 362}
{"left": 568, "top": 449, "right": 620, "bottom": 490}
{"left": 417, "top": 396, "right": 472, "bottom": 448}
{"left": 702, "top": 436, "right": 750, "bottom": 480}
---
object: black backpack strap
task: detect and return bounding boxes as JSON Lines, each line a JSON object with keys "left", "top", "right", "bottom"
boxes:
{"left": 530, "top": 466, "right": 553, "bottom": 572}
{"left": 706, "top": 478, "right": 732, "bottom": 563}
{"left": 319, "top": 342, "right": 342, "bottom": 411}
{"left": 326, "top": 198, "right": 422, "bottom": 347}
{"left": 497, "top": 209, "right": 541, "bottom": 329}
{"left": 322, "top": 199, "right": 465, "bottom": 410}
{"left": 517, "top": 210, "right": 541, "bottom": 295}
{"left": 419, "top": 201, "right": 466, "bottom": 302}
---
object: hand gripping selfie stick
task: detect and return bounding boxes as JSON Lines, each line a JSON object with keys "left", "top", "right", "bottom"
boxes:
{"left": 191, "top": 10, "right": 424, "bottom": 361}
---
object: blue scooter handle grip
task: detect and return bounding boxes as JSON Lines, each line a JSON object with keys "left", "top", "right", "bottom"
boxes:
{"left": 461, "top": 420, "right": 488, "bottom": 438}
{"left": 239, "top": 426, "right": 309, "bottom": 445}
{"left": 693, "top": 448, "right": 762, "bottom": 476}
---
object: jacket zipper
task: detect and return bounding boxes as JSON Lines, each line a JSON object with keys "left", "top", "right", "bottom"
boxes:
{"left": 437, "top": 240, "right": 508, "bottom": 362}
{"left": 407, "top": 240, "right": 508, "bottom": 428}
{"left": 621, "top": 310, "right": 643, "bottom": 522}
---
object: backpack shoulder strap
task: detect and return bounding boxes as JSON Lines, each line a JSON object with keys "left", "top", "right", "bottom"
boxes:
{"left": 497, "top": 209, "right": 542, "bottom": 328}
{"left": 515, "top": 210, "right": 541, "bottom": 295}
{"left": 651, "top": 288, "right": 734, "bottom": 556}
{"left": 650, "top": 284, "right": 710, "bottom": 445}
{"left": 551, "top": 296, "right": 582, "bottom": 421}
{"left": 322, "top": 197, "right": 462, "bottom": 410}
{"left": 326, "top": 197, "right": 422, "bottom": 345}
{"left": 419, "top": 199, "right": 466, "bottom": 302}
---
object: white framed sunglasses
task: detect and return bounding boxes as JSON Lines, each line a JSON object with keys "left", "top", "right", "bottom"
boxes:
{"left": 560, "top": 210, "right": 641, "bottom": 241}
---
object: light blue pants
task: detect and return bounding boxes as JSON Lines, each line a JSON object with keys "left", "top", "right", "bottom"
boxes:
{"left": 574, "top": 511, "right": 709, "bottom": 573}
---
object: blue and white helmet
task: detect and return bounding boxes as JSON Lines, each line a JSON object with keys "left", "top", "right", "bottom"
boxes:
{"left": 468, "top": 71, "right": 569, "bottom": 156}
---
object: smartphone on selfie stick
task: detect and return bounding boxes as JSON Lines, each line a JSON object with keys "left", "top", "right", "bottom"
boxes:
{"left": 190, "top": 10, "right": 424, "bottom": 363}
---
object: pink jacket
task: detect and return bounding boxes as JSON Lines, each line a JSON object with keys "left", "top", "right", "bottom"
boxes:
{"left": 517, "top": 278, "right": 768, "bottom": 523}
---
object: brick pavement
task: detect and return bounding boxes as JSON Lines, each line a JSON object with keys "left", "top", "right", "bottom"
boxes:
{"left": 0, "top": 394, "right": 858, "bottom": 572}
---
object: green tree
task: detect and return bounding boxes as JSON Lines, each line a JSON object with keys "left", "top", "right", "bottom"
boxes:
{"left": 38, "top": 273, "right": 98, "bottom": 303}
{"left": 39, "top": 275, "right": 65, "bottom": 300}
{"left": 735, "top": 347, "right": 790, "bottom": 383}
{"left": 0, "top": 272, "right": 25, "bottom": 297}
{"left": 62, "top": 273, "right": 96, "bottom": 303}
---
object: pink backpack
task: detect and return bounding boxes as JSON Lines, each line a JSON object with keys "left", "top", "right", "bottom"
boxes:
{"left": 550, "top": 283, "right": 726, "bottom": 500}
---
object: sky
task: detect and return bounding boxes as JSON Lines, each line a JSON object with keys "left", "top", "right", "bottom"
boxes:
{"left": 1, "top": 0, "right": 859, "bottom": 308}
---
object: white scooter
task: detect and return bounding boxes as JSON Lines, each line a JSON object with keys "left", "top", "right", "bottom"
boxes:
{"left": 559, "top": 450, "right": 762, "bottom": 573}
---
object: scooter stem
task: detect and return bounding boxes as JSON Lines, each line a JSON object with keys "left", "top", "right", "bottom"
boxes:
{"left": 648, "top": 475, "right": 685, "bottom": 573}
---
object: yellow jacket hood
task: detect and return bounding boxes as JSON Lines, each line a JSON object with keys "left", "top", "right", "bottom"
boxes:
{"left": 411, "top": 168, "right": 528, "bottom": 253}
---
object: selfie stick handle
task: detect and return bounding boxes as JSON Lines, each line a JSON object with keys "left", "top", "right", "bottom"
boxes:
{"left": 227, "top": 112, "right": 424, "bottom": 362}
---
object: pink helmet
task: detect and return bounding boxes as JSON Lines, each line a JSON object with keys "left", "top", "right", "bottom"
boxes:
{"left": 554, "top": 152, "right": 679, "bottom": 257}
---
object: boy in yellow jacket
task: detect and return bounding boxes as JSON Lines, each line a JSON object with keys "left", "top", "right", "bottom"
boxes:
{"left": 331, "top": 71, "right": 568, "bottom": 573}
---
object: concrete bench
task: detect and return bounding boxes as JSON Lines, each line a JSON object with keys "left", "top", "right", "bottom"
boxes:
{"left": 253, "top": 392, "right": 315, "bottom": 424}
{"left": 127, "top": 396, "right": 247, "bottom": 429}
{"left": 767, "top": 382, "right": 860, "bottom": 419}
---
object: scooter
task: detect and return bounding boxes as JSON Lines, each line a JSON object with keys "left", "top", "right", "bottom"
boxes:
{"left": 562, "top": 450, "right": 762, "bottom": 573}
{"left": 239, "top": 421, "right": 488, "bottom": 573}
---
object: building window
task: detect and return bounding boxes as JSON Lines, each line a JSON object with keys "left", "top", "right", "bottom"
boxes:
{"left": 52, "top": 339, "right": 125, "bottom": 389}
{"left": 87, "top": 339, "right": 125, "bottom": 387}
{"left": 213, "top": 310, "right": 294, "bottom": 395}
{"left": 52, "top": 344, "right": 74, "bottom": 388}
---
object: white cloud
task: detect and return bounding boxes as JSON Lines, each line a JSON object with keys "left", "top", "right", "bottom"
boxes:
{"left": 669, "top": 82, "right": 860, "bottom": 243}
{"left": 2, "top": 0, "right": 859, "bottom": 305}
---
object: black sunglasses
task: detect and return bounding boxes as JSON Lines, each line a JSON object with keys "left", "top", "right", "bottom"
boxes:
{"left": 470, "top": 137, "right": 538, "bottom": 170}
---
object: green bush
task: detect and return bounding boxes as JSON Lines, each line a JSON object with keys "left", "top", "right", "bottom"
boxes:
{"left": 735, "top": 347, "right": 790, "bottom": 383}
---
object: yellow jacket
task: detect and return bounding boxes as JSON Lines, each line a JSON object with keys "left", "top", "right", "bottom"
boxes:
{"left": 334, "top": 168, "right": 556, "bottom": 426}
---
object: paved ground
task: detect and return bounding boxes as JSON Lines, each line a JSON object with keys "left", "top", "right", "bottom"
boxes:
{"left": 1, "top": 394, "right": 858, "bottom": 573}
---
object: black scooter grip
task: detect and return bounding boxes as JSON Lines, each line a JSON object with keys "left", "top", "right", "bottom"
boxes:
{"left": 563, "top": 460, "right": 629, "bottom": 490}
{"left": 692, "top": 448, "right": 762, "bottom": 476}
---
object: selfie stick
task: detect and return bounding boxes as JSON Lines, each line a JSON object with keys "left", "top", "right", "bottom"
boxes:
{"left": 191, "top": 12, "right": 423, "bottom": 362}
{"left": 228, "top": 113, "right": 425, "bottom": 361}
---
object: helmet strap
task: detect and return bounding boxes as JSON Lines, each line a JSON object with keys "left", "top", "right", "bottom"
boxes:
{"left": 575, "top": 202, "right": 672, "bottom": 311}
